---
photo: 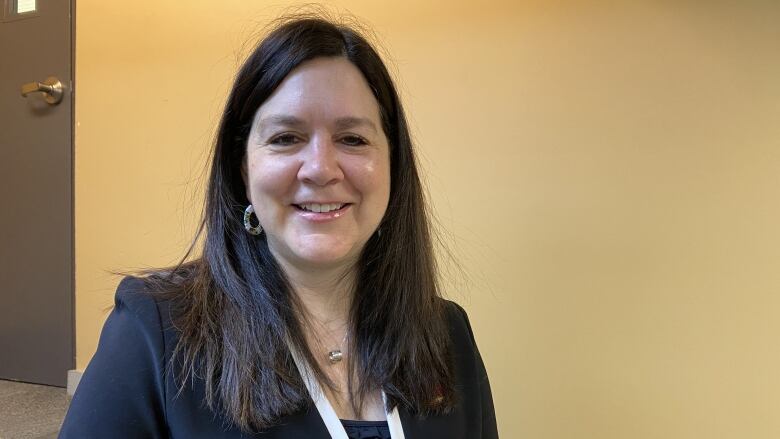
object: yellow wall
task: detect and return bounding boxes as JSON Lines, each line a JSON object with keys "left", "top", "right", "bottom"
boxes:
{"left": 75, "top": 1, "right": 780, "bottom": 437}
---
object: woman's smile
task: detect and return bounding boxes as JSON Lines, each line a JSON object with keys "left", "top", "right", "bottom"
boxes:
{"left": 292, "top": 202, "right": 352, "bottom": 222}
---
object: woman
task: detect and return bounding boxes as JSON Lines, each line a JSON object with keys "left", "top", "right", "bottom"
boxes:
{"left": 60, "top": 15, "right": 498, "bottom": 439}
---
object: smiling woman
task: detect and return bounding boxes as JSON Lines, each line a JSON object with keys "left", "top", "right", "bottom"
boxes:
{"left": 59, "top": 13, "right": 497, "bottom": 439}
{"left": 245, "top": 57, "right": 391, "bottom": 274}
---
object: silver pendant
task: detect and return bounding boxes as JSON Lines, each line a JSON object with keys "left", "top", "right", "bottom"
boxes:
{"left": 328, "top": 350, "right": 343, "bottom": 364}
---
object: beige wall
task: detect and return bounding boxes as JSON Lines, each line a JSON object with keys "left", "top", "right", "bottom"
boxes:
{"left": 75, "top": 1, "right": 780, "bottom": 437}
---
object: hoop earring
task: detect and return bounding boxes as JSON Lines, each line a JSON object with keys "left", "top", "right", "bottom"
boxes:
{"left": 243, "top": 205, "right": 263, "bottom": 236}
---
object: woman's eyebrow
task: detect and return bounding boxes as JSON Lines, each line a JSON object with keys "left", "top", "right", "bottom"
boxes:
{"left": 257, "top": 114, "right": 306, "bottom": 133}
{"left": 257, "top": 115, "right": 377, "bottom": 134}
{"left": 334, "top": 116, "right": 378, "bottom": 133}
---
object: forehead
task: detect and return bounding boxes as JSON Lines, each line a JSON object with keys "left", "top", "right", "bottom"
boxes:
{"left": 253, "top": 57, "right": 382, "bottom": 127}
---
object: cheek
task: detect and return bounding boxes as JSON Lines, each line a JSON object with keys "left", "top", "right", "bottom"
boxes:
{"left": 246, "top": 155, "right": 297, "bottom": 205}
{"left": 352, "top": 156, "right": 391, "bottom": 209}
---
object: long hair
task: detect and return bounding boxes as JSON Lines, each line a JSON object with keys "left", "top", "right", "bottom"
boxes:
{"left": 143, "top": 14, "right": 455, "bottom": 432}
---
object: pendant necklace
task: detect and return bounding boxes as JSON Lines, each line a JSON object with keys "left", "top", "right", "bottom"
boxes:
{"left": 327, "top": 330, "right": 349, "bottom": 364}
{"left": 287, "top": 335, "right": 407, "bottom": 438}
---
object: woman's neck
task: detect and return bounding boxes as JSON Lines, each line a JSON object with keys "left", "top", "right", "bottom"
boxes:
{"left": 280, "top": 259, "right": 355, "bottom": 332}
{"left": 294, "top": 276, "right": 352, "bottom": 330}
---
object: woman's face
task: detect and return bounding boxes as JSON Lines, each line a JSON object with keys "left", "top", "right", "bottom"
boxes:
{"left": 244, "top": 57, "right": 390, "bottom": 273}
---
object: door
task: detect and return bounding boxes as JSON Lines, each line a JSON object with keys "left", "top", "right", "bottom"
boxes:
{"left": 0, "top": 0, "right": 74, "bottom": 387}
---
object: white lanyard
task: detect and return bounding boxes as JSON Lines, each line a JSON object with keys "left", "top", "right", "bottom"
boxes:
{"left": 287, "top": 340, "right": 406, "bottom": 439}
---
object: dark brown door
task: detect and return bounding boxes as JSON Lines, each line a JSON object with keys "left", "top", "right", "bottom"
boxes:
{"left": 0, "top": 0, "right": 74, "bottom": 387}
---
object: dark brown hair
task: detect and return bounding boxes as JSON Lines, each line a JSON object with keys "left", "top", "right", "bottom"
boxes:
{"left": 143, "top": 13, "right": 455, "bottom": 432}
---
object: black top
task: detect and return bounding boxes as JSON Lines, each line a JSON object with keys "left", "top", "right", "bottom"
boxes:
{"left": 341, "top": 419, "right": 391, "bottom": 439}
{"left": 59, "top": 276, "right": 499, "bottom": 438}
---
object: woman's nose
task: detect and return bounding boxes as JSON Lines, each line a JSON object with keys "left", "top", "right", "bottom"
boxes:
{"left": 297, "top": 135, "right": 344, "bottom": 186}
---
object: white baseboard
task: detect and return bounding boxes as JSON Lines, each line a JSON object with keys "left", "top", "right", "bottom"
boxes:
{"left": 67, "top": 369, "right": 83, "bottom": 396}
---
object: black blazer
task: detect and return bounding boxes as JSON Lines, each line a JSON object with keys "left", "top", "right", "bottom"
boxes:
{"left": 60, "top": 277, "right": 498, "bottom": 438}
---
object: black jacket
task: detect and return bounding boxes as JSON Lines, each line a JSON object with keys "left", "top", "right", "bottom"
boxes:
{"left": 60, "top": 277, "right": 499, "bottom": 438}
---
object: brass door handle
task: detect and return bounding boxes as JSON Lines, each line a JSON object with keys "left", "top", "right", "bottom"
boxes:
{"left": 21, "top": 76, "right": 64, "bottom": 105}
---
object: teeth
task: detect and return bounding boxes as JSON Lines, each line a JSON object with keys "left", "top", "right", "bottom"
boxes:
{"left": 300, "top": 203, "right": 344, "bottom": 213}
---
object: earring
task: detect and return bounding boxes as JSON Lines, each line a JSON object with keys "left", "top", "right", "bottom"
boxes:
{"left": 243, "top": 204, "right": 263, "bottom": 235}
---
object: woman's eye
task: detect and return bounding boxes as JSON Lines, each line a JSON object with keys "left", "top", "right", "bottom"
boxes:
{"left": 269, "top": 134, "right": 299, "bottom": 146}
{"left": 341, "top": 135, "right": 367, "bottom": 146}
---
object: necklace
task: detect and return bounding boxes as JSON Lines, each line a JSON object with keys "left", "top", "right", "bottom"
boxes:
{"left": 327, "top": 330, "right": 349, "bottom": 364}
{"left": 287, "top": 338, "right": 406, "bottom": 438}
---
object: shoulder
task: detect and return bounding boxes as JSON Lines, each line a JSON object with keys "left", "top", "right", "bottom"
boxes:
{"left": 60, "top": 276, "right": 171, "bottom": 437}
{"left": 112, "top": 275, "right": 178, "bottom": 336}
{"left": 439, "top": 299, "right": 489, "bottom": 377}
{"left": 438, "top": 299, "right": 498, "bottom": 437}
{"left": 439, "top": 299, "right": 485, "bottom": 374}
{"left": 90, "top": 274, "right": 171, "bottom": 375}
{"left": 113, "top": 275, "right": 159, "bottom": 315}
{"left": 104, "top": 275, "right": 176, "bottom": 350}
{"left": 440, "top": 299, "right": 478, "bottom": 346}
{"left": 441, "top": 299, "right": 468, "bottom": 320}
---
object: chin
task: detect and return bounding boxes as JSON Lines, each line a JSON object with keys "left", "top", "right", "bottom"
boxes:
{"left": 291, "top": 240, "right": 361, "bottom": 268}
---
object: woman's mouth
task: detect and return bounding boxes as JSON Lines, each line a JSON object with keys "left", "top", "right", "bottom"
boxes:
{"left": 291, "top": 203, "right": 352, "bottom": 222}
{"left": 293, "top": 203, "right": 349, "bottom": 213}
